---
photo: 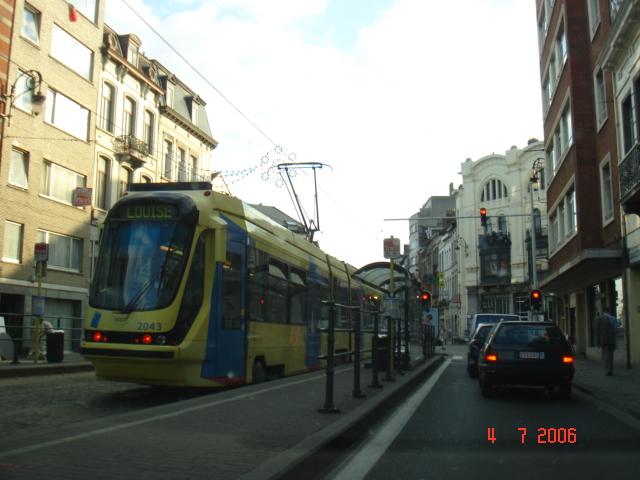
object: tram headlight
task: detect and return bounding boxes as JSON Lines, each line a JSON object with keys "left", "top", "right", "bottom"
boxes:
{"left": 157, "top": 335, "right": 167, "bottom": 345}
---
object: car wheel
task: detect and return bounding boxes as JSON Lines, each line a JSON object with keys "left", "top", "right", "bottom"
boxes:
{"left": 558, "top": 380, "right": 572, "bottom": 401}
{"left": 480, "top": 375, "right": 492, "bottom": 397}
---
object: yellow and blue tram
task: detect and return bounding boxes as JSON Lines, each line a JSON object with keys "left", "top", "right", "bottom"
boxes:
{"left": 80, "top": 182, "right": 383, "bottom": 387}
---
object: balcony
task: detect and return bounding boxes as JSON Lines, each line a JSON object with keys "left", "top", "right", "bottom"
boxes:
{"left": 114, "top": 135, "right": 149, "bottom": 166}
{"left": 619, "top": 143, "right": 640, "bottom": 215}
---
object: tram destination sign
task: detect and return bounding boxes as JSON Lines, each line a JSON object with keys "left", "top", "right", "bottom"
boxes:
{"left": 383, "top": 237, "right": 401, "bottom": 259}
{"left": 116, "top": 204, "right": 179, "bottom": 220}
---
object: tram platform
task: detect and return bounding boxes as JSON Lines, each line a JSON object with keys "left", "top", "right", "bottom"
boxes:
{"left": 0, "top": 346, "right": 442, "bottom": 480}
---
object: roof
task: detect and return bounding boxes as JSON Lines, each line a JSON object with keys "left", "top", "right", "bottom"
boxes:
{"left": 354, "top": 262, "right": 422, "bottom": 295}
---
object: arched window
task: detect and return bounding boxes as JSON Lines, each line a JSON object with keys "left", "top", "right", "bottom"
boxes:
{"left": 480, "top": 178, "right": 508, "bottom": 202}
{"left": 498, "top": 215, "right": 507, "bottom": 233}
{"left": 123, "top": 96, "right": 136, "bottom": 136}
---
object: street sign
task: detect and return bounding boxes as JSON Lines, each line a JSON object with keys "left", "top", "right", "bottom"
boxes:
{"left": 34, "top": 243, "right": 49, "bottom": 262}
{"left": 383, "top": 237, "right": 401, "bottom": 259}
{"left": 73, "top": 187, "right": 92, "bottom": 206}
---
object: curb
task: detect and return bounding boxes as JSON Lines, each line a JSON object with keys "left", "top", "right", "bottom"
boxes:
{"left": 0, "top": 362, "right": 94, "bottom": 378}
{"left": 238, "top": 355, "right": 446, "bottom": 480}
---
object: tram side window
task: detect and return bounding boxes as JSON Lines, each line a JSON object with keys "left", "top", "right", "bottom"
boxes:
{"left": 334, "top": 277, "right": 350, "bottom": 329}
{"left": 290, "top": 268, "right": 307, "bottom": 325}
{"left": 267, "top": 259, "right": 288, "bottom": 324}
{"left": 176, "top": 232, "right": 205, "bottom": 339}
{"left": 247, "top": 247, "right": 267, "bottom": 322}
{"left": 222, "top": 251, "right": 243, "bottom": 329}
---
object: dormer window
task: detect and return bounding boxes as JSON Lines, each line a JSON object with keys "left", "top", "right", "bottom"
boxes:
{"left": 191, "top": 103, "right": 199, "bottom": 127}
{"left": 128, "top": 44, "right": 138, "bottom": 67}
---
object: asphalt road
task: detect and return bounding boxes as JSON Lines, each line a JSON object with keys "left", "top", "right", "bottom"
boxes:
{"left": 330, "top": 352, "right": 640, "bottom": 480}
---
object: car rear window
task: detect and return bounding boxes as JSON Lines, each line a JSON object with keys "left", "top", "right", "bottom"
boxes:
{"left": 476, "top": 315, "right": 520, "bottom": 324}
{"left": 492, "top": 324, "right": 567, "bottom": 345}
{"left": 474, "top": 326, "right": 492, "bottom": 341}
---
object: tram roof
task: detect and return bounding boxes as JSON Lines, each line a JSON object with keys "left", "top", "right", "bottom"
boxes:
{"left": 353, "top": 262, "right": 421, "bottom": 295}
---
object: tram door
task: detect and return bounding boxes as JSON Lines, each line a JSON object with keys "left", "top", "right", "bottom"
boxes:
{"left": 204, "top": 240, "right": 246, "bottom": 383}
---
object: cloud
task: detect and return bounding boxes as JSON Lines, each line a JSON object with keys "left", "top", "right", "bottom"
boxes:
{"left": 106, "top": 0, "right": 543, "bottom": 267}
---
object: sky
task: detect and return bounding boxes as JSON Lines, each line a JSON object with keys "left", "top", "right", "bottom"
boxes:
{"left": 105, "top": 0, "right": 544, "bottom": 268}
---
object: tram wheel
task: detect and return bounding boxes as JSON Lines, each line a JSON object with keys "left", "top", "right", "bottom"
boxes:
{"left": 252, "top": 359, "right": 266, "bottom": 384}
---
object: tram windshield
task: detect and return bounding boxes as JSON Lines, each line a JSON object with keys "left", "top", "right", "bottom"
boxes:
{"left": 90, "top": 219, "right": 194, "bottom": 312}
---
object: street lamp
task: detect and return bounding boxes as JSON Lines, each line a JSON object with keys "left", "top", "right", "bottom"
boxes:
{"left": 0, "top": 70, "right": 46, "bottom": 124}
{"left": 529, "top": 159, "right": 544, "bottom": 289}
{"left": 454, "top": 236, "right": 469, "bottom": 257}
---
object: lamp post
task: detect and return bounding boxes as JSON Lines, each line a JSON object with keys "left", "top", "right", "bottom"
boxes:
{"left": 0, "top": 70, "right": 46, "bottom": 124}
{"left": 530, "top": 159, "right": 544, "bottom": 290}
{"left": 454, "top": 236, "right": 469, "bottom": 257}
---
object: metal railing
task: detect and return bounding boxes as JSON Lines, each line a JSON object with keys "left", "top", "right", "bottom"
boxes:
{"left": 0, "top": 313, "right": 83, "bottom": 363}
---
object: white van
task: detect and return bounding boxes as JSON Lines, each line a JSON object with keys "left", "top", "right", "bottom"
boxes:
{"left": 469, "top": 313, "right": 523, "bottom": 337}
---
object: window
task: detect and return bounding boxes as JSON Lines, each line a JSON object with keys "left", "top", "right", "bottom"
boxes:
{"left": 555, "top": 22, "right": 567, "bottom": 67}
{"left": 166, "top": 85, "right": 174, "bottom": 108}
{"left": 191, "top": 103, "right": 199, "bottom": 127}
{"left": 41, "top": 161, "right": 86, "bottom": 205}
{"left": 549, "top": 186, "right": 577, "bottom": 253}
{"left": 128, "top": 44, "right": 138, "bottom": 67}
{"left": 74, "top": 0, "right": 98, "bottom": 23}
{"left": 164, "top": 140, "right": 174, "bottom": 179}
{"left": 45, "top": 90, "right": 90, "bottom": 141}
{"left": 143, "top": 110, "right": 154, "bottom": 154}
{"left": 587, "top": 0, "right": 601, "bottom": 37}
{"left": 498, "top": 216, "right": 507, "bottom": 233}
{"left": 95, "top": 156, "right": 110, "bottom": 210}
{"left": 21, "top": 4, "right": 40, "bottom": 44}
{"left": 9, "top": 148, "right": 29, "bottom": 188}
{"left": 178, "top": 148, "right": 187, "bottom": 181}
{"left": 51, "top": 25, "right": 93, "bottom": 80}
{"left": 594, "top": 69, "right": 608, "bottom": 127}
{"left": 190, "top": 155, "right": 199, "bottom": 181}
{"left": 621, "top": 94, "right": 635, "bottom": 154}
{"left": 3, "top": 221, "right": 23, "bottom": 263}
{"left": 481, "top": 178, "right": 508, "bottom": 202}
{"left": 561, "top": 104, "right": 573, "bottom": 149}
{"left": 123, "top": 97, "right": 136, "bottom": 136}
{"left": 119, "top": 165, "right": 131, "bottom": 198}
{"left": 101, "top": 83, "right": 115, "bottom": 133}
{"left": 37, "top": 230, "right": 82, "bottom": 272}
{"left": 601, "top": 160, "right": 614, "bottom": 223}
{"left": 13, "top": 71, "right": 37, "bottom": 114}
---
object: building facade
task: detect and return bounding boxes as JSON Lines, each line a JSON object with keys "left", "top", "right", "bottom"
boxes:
{"left": 596, "top": 0, "right": 640, "bottom": 365}
{"left": 535, "top": 0, "right": 627, "bottom": 364}
{"left": 0, "top": 0, "right": 104, "bottom": 352}
{"left": 457, "top": 141, "right": 549, "bottom": 333}
{"left": 0, "top": 1, "right": 217, "bottom": 355}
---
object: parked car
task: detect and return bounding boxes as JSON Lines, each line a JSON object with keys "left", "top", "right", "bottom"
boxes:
{"left": 468, "top": 313, "right": 523, "bottom": 336}
{"left": 478, "top": 321, "right": 575, "bottom": 400}
{"left": 467, "top": 324, "right": 493, "bottom": 378}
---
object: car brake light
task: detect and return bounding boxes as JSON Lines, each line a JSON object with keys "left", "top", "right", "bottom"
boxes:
{"left": 485, "top": 350, "right": 498, "bottom": 362}
{"left": 562, "top": 355, "right": 574, "bottom": 363}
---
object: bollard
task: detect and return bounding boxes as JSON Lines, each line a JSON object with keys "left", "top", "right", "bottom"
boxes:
{"left": 350, "top": 307, "right": 365, "bottom": 398}
{"left": 368, "top": 312, "right": 382, "bottom": 389}
{"left": 383, "top": 315, "right": 395, "bottom": 382}
{"left": 318, "top": 300, "right": 340, "bottom": 413}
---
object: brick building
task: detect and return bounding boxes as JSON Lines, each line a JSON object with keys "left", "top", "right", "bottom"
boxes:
{"left": 535, "top": 0, "right": 626, "bottom": 363}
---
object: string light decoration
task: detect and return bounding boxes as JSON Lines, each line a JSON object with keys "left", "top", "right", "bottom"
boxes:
{"left": 221, "top": 146, "right": 298, "bottom": 187}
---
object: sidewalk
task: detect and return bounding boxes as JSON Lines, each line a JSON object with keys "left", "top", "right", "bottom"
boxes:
{"left": 0, "top": 352, "right": 93, "bottom": 378}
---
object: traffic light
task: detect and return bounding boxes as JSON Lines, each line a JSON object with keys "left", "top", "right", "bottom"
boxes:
{"left": 420, "top": 291, "right": 432, "bottom": 311}
{"left": 480, "top": 208, "right": 487, "bottom": 227}
{"left": 530, "top": 288, "right": 543, "bottom": 311}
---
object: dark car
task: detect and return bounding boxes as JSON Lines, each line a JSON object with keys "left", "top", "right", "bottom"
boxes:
{"left": 478, "top": 321, "right": 575, "bottom": 400}
{"left": 467, "top": 324, "right": 493, "bottom": 378}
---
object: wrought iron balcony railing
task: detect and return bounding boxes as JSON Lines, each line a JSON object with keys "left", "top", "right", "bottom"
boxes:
{"left": 114, "top": 135, "right": 149, "bottom": 159}
{"left": 619, "top": 143, "right": 640, "bottom": 201}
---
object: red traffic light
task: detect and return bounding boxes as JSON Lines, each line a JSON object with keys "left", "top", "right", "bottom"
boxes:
{"left": 421, "top": 291, "right": 431, "bottom": 302}
{"left": 530, "top": 288, "right": 543, "bottom": 311}
{"left": 480, "top": 208, "right": 487, "bottom": 226}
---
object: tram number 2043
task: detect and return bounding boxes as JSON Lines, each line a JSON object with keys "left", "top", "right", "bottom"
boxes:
{"left": 137, "top": 322, "right": 162, "bottom": 331}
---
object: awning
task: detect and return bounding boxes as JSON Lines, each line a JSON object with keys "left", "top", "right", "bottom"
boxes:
{"left": 354, "top": 262, "right": 422, "bottom": 295}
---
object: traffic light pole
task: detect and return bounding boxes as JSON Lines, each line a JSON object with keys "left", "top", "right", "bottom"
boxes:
{"left": 530, "top": 182, "right": 538, "bottom": 289}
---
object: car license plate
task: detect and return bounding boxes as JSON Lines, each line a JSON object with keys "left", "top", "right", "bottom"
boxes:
{"left": 519, "top": 352, "right": 544, "bottom": 359}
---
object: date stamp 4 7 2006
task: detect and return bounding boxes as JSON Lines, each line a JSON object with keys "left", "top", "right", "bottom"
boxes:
{"left": 488, "top": 428, "right": 577, "bottom": 444}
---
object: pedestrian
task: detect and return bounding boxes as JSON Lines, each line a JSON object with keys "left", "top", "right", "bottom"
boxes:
{"left": 439, "top": 326, "right": 446, "bottom": 350}
{"left": 592, "top": 306, "right": 618, "bottom": 376}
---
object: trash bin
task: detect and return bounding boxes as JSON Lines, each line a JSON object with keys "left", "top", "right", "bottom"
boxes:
{"left": 46, "top": 330, "right": 64, "bottom": 363}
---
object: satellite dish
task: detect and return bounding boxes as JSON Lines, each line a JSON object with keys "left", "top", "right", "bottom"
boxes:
{"left": 0, "top": 332, "right": 15, "bottom": 361}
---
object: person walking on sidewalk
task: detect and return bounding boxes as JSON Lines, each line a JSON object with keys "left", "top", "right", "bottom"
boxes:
{"left": 593, "top": 306, "right": 618, "bottom": 376}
